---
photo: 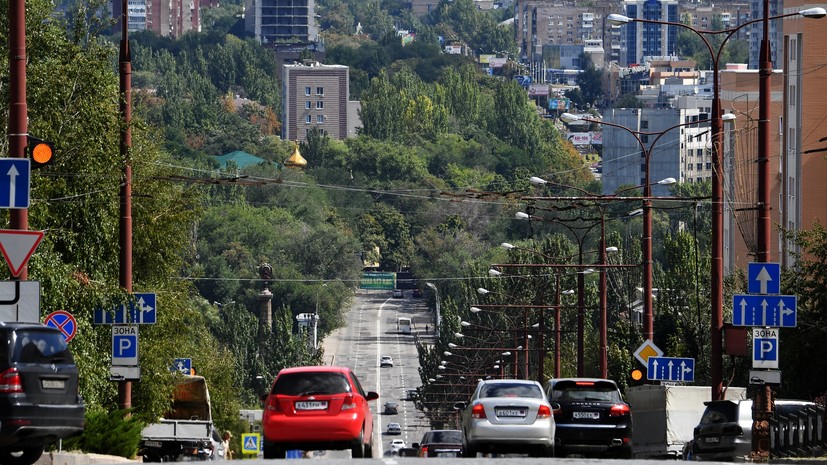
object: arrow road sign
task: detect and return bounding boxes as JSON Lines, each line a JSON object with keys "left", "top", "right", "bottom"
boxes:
{"left": 173, "top": 358, "right": 192, "bottom": 375}
{"left": 0, "top": 158, "right": 31, "bottom": 209}
{"left": 748, "top": 262, "right": 781, "bottom": 295}
{"left": 0, "top": 280, "right": 40, "bottom": 323}
{"left": 634, "top": 339, "right": 663, "bottom": 366}
{"left": 0, "top": 229, "right": 44, "bottom": 277}
{"left": 732, "top": 294, "right": 797, "bottom": 327}
{"left": 94, "top": 292, "right": 157, "bottom": 324}
{"left": 647, "top": 356, "right": 695, "bottom": 382}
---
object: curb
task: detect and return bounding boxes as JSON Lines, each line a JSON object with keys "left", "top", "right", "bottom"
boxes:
{"left": 36, "top": 451, "right": 140, "bottom": 465}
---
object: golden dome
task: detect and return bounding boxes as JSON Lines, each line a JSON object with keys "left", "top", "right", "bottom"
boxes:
{"left": 284, "top": 142, "right": 307, "bottom": 169}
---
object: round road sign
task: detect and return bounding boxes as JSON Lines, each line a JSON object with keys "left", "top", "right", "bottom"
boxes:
{"left": 44, "top": 310, "right": 78, "bottom": 342}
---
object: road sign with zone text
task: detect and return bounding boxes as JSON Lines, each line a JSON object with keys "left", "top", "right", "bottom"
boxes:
{"left": 112, "top": 325, "right": 139, "bottom": 366}
{"left": 753, "top": 328, "right": 779, "bottom": 369}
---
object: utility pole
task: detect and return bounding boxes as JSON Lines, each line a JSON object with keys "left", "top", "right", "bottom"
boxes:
{"left": 8, "top": 0, "right": 29, "bottom": 279}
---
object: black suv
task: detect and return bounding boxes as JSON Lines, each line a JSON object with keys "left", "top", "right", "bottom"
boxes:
{"left": 0, "top": 322, "right": 85, "bottom": 465}
{"left": 545, "top": 378, "right": 632, "bottom": 458}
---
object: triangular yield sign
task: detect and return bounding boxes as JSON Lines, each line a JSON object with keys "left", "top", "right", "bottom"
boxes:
{"left": 0, "top": 229, "right": 44, "bottom": 277}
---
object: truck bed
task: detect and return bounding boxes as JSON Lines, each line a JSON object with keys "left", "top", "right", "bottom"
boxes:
{"left": 142, "top": 419, "right": 212, "bottom": 441}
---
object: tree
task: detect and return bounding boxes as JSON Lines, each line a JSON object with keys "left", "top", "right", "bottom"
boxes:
{"left": 575, "top": 54, "right": 605, "bottom": 108}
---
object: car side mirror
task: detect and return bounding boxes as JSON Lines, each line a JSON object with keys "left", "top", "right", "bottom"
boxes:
{"left": 412, "top": 443, "right": 420, "bottom": 448}
{"left": 453, "top": 401, "right": 467, "bottom": 411}
{"left": 366, "top": 391, "right": 380, "bottom": 401}
{"left": 260, "top": 392, "right": 269, "bottom": 403}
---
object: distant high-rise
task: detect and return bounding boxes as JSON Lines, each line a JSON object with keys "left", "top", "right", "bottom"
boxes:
{"left": 618, "top": 0, "right": 680, "bottom": 66}
{"left": 113, "top": 0, "right": 200, "bottom": 37}
{"left": 245, "top": 0, "right": 318, "bottom": 45}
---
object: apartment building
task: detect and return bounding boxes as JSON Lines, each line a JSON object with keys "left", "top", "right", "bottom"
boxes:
{"left": 617, "top": 0, "right": 680, "bottom": 67}
{"left": 245, "top": 0, "right": 318, "bottom": 45}
{"left": 282, "top": 62, "right": 359, "bottom": 142}
{"left": 780, "top": 0, "right": 827, "bottom": 265}
{"left": 748, "top": 0, "right": 782, "bottom": 68}
{"left": 114, "top": 0, "right": 200, "bottom": 36}
{"left": 600, "top": 106, "right": 711, "bottom": 197}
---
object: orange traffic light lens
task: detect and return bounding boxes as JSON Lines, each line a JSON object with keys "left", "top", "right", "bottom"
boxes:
{"left": 631, "top": 369, "right": 643, "bottom": 381}
{"left": 31, "top": 142, "right": 54, "bottom": 165}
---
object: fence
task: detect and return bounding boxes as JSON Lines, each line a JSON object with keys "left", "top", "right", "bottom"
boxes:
{"left": 770, "top": 404, "right": 826, "bottom": 458}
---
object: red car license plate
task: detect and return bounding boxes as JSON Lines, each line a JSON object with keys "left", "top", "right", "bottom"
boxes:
{"left": 295, "top": 401, "right": 328, "bottom": 410}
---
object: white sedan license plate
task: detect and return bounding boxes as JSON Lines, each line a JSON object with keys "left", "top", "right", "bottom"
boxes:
{"left": 295, "top": 401, "right": 328, "bottom": 410}
{"left": 496, "top": 409, "right": 526, "bottom": 417}
{"left": 41, "top": 379, "right": 65, "bottom": 389}
{"left": 573, "top": 411, "right": 599, "bottom": 419}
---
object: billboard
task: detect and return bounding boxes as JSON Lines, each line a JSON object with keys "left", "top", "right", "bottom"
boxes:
{"left": 479, "top": 54, "right": 496, "bottom": 64}
{"left": 360, "top": 272, "right": 396, "bottom": 290}
{"left": 590, "top": 132, "right": 603, "bottom": 145}
{"left": 548, "top": 98, "right": 570, "bottom": 110}
{"left": 488, "top": 57, "right": 508, "bottom": 68}
{"left": 528, "top": 84, "right": 550, "bottom": 97}
{"left": 567, "top": 133, "right": 592, "bottom": 145}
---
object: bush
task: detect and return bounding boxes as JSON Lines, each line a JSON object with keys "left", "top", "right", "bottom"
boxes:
{"left": 62, "top": 408, "right": 145, "bottom": 458}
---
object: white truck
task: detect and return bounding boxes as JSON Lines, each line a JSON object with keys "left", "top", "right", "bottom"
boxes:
{"left": 627, "top": 384, "right": 747, "bottom": 459}
{"left": 139, "top": 375, "right": 221, "bottom": 462}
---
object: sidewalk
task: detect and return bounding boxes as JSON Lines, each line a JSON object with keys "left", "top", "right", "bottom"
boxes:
{"left": 35, "top": 451, "right": 139, "bottom": 465}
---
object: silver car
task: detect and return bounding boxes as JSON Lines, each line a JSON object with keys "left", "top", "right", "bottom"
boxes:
{"left": 454, "top": 379, "right": 555, "bottom": 457}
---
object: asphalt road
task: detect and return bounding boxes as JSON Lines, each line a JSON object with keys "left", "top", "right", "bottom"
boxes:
{"left": 322, "top": 290, "right": 434, "bottom": 458}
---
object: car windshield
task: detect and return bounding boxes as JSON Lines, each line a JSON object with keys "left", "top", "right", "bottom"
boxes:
{"left": 550, "top": 380, "right": 621, "bottom": 402}
{"left": 12, "top": 330, "right": 74, "bottom": 364}
{"left": 425, "top": 431, "right": 462, "bottom": 443}
{"left": 699, "top": 402, "right": 738, "bottom": 424}
{"left": 271, "top": 372, "right": 351, "bottom": 396}
{"left": 479, "top": 383, "right": 543, "bottom": 399}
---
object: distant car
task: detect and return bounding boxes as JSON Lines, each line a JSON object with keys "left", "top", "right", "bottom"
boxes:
{"left": 0, "top": 322, "right": 85, "bottom": 465}
{"left": 690, "top": 399, "right": 817, "bottom": 461}
{"left": 380, "top": 356, "right": 394, "bottom": 367}
{"left": 545, "top": 377, "right": 632, "bottom": 458}
{"left": 389, "top": 439, "right": 406, "bottom": 455}
{"left": 412, "top": 288, "right": 422, "bottom": 298}
{"left": 405, "top": 388, "right": 419, "bottom": 401}
{"left": 387, "top": 423, "right": 402, "bottom": 435}
{"left": 455, "top": 379, "right": 555, "bottom": 457}
{"left": 392, "top": 289, "right": 403, "bottom": 298}
{"left": 384, "top": 401, "right": 399, "bottom": 414}
{"left": 415, "top": 429, "right": 463, "bottom": 458}
{"left": 260, "top": 366, "right": 379, "bottom": 458}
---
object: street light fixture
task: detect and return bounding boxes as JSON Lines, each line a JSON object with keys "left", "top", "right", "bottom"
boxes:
{"left": 607, "top": 5, "right": 825, "bottom": 401}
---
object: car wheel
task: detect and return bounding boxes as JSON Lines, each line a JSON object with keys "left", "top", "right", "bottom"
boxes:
{"left": 351, "top": 428, "right": 365, "bottom": 458}
{"left": 364, "top": 435, "right": 374, "bottom": 458}
{"left": 462, "top": 445, "right": 477, "bottom": 458}
{"left": 541, "top": 445, "right": 555, "bottom": 457}
{"left": 263, "top": 441, "right": 285, "bottom": 459}
{"left": 0, "top": 446, "right": 44, "bottom": 465}
{"left": 618, "top": 445, "right": 633, "bottom": 460}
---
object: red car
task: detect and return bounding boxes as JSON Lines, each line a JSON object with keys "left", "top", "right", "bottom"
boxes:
{"left": 260, "top": 366, "right": 379, "bottom": 458}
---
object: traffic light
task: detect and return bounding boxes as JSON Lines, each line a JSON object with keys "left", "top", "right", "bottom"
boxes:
{"left": 27, "top": 136, "right": 55, "bottom": 169}
{"left": 630, "top": 368, "right": 645, "bottom": 386}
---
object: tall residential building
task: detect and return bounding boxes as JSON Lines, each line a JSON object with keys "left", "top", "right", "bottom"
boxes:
{"left": 600, "top": 107, "right": 711, "bottom": 197}
{"left": 618, "top": 0, "right": 680, "bottom": 67}
{"left": 282, "top": 63, "right": 359, "bottom": 142}
{"left": 748, "top": 0, "right": 782, "bottom": 68}
{"left": 245, "top": 0, "right": 318, "bottom": 45}
{"left": 719, "top": 66, "right": 784, "bottom": 272}
{"left": 780, "top": 0, "right": 827, "bottom": 266}
{"left": 113, "top": 0, "right": 200, "bottom": 37}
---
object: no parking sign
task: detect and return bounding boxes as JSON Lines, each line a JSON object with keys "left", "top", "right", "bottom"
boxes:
{"left": 44, "top": 310, "right": 78, "bottom": 342}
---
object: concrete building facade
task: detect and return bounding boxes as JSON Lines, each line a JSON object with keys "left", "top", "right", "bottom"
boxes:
{"left": 245, "top": 0, "right": 318, "bottom": 45}
{"left": 282, "top": 63, "right": 357, "bottom": 142}
{"left": 114, "top": 0, "right": 200, "bottom": 37}
{"left": 601, "top": 107, "right": 711, "bottom": 197}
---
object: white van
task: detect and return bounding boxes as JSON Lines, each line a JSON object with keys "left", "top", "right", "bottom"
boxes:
{"left": 397, "top": 317, "right": 412, "bottom": 334}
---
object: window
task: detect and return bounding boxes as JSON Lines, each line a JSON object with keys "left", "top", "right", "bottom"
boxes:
{"left": 641, "top": 120, "right": 649, "bottom": 129}
{"left": 697, "top": 163, "right": 703, "bottom": 171}
{"left": 316, "top": 86, "right": 324, "bottom": 96}
{"left": 641, "top": 134, "right": 649, "bottom": 143}
{"left": 305, "top": 87, "right": 311, "bottom": 96}
{"left": 706, "top": 162, "right": 712, "bottom": 170}
{"left": 316, "top": 101, "right": 324, "bottom": 109}
{"left": 305, "top": 115, "right": 312, "bottom": 124}
{"left": 305, "top": 101, "right": 311, "bottom": 109}
{"left": 316, "top": 115, "right": 325, "bottom": 123}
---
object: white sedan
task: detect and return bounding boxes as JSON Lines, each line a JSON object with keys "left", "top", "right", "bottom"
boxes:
{"left": 389, "top": 439, "right": 406, "bottom": 455}
{"left": 380, "top": 355, "right": 394, "bottom": 367}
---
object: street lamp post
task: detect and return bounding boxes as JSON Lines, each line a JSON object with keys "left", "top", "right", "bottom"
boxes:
{"left": 426, "top": 282, "right": 441, "bottom": 337}
{"left": 559, "top": 113, "right": 714, "bottom": 345}
{"left": 608, "top": 5, "right": 825, "bottom": 400}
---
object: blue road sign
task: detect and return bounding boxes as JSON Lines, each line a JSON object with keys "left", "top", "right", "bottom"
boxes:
{"left": 748, "top": 262, "right": 781, "bottom": 294}
{"left": 94, "top": 292, "right": 157, "bottom": 324}
{"left": 753, "top": 328, "right": 779, "bottom": 369}
{"left": 241, "top": 434, "right": 260, "bottom": 454}
{"left": 112, "top": 325, "right": 138, "bottom": 365}
{"left": 647, "top": 356, "right": 695, "bottom": 382}
{"left": 44, "top": 310, "right": 78, "bottom": 342}
{"left": 0, "top": 159, "right": 30, "bottom": 209}
{"left": 732, "top": 294, "right": 797, "bottom": 327}
{"left": 173, "top": 358, "right": 192, "bottom": 375}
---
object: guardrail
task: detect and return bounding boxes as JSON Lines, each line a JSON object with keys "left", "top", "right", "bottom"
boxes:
{"left": 770, "top": 404, "right": 826, "bottom": 458}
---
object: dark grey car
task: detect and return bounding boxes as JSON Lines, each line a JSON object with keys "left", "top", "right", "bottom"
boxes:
{"left": 0, "top": 322, "right": 85, "bottom": 465}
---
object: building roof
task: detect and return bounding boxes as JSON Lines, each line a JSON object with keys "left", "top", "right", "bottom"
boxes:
{"left": 215, "top": 151, "right": 267, "bottom": 169}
